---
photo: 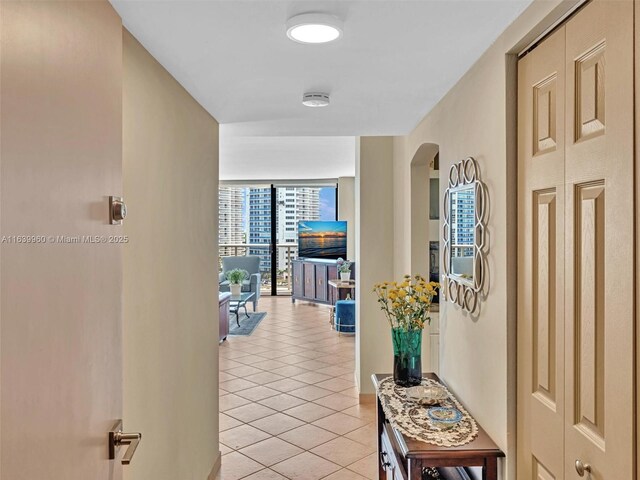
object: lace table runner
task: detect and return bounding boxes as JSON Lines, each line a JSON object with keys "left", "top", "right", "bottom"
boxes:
{"left": 377, "top": 376, "right": 479, "bottom": 447}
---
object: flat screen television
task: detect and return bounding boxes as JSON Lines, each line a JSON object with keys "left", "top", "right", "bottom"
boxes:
{"left": 298, "top": 220, "right": 347, "bottom": 260}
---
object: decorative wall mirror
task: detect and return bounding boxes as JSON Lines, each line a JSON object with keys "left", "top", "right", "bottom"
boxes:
{"left": 442, "top": 157, "right": 486, "bottom": 313}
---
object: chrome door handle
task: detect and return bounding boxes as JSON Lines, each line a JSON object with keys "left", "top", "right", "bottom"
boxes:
{"left": 109, "top": 196, "right": 127, "bottom": 225}
{"left": 575, "top": 460, "right": 591, "bottom": 477}
{"left": 109, "top": 420, "right": 142, "bottom": 465}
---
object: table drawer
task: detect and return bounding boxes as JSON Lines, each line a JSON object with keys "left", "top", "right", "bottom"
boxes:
{"left": 381, "top": 423, "right": 407, "bottom": 480}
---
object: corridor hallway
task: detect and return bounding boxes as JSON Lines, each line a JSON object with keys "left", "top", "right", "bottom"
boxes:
{"left": 218, "top": 297, "right": 375, "bottom": 480}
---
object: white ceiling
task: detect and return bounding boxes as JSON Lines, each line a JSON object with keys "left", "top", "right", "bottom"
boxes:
{"left": 219, "top": 133, "right": 356, "bottom": 181}
{"left": 111, "top": 0, "right": 533, "bottom": 137}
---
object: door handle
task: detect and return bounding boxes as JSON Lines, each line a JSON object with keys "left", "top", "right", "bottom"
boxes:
{"left": 109, "top": 196, "right": 127, "bottom": 225}
{"left": 575, "top": 459, "right": 591, "bottom": 477}
{"left": 109, "top": 420, "right": 142, "bottom": 465}
{"left": 379, "top": 451, "right": 391, "bottom": 471}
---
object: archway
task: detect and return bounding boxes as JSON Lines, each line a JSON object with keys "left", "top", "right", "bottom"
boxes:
{"left": 410, "top": 142, "right": 440, "bottom": 372}
{"left": 410, "top": 142, "right": 439, "bottom": 277}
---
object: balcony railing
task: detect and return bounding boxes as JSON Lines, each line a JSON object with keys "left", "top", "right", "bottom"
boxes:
{"left": 219, "top": 243, "right": 298, "bottom": 295}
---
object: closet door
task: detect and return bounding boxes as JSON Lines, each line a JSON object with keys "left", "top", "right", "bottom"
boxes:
{"left": 564, "top": 1, "right": 634, "bottom": 478}
{"left": 517, "top": 26, "right": 566, "bottom": 480}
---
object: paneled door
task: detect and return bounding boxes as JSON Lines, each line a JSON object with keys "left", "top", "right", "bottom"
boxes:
{"left": 517, "top": 25, "right": 566, "bottom": 480}
{"left": 518, "top": 1, "right": 635, "bottom": 478}
{"left": 563, "top": 2, "right": 634, "bottom": 478}
{"left": 1, "top": 2, "right": 125, "bottom": 480}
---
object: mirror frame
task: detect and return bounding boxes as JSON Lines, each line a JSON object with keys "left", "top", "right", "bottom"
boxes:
{"left": 442, "top": 157, "right": 487, "bottom": 313}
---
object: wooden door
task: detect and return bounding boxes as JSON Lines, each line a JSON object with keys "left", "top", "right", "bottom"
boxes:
{"left": 315, "top": 264, "right": 327, "bottom": 302}
{"left": 517, "top": 25, "right": 567, "bottom": 480}
{"left": 1, "top": 2, "right": 124, "bottom": 479}
{"left": 304, "top": 262, "right": 315, "bottom": 299}
{"left": 518, "top": 1, "right": 635, "bottom": 478}
{"left": 563, "top": 2, "right": 634, "bottom": 478}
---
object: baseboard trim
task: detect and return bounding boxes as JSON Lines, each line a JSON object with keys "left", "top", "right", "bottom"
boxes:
{"left": 208, "top": 451, "right": 222, "bottom": 480}
{"left": 359, "top": 393, "right": 376, "bottom": 404}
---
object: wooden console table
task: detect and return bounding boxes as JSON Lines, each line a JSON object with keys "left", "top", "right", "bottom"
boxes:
{"left": 372, "top": 373, "right": 504, "bottom": 480}
{"left": 292, "top": 259, "right": 355, "bottom": 306}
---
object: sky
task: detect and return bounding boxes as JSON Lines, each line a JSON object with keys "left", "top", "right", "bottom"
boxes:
{"left": 299, "top": 220, "right": 347, "bottom": 234}
{"left": 319, "top": 187, "right": 336, "bottom": 221}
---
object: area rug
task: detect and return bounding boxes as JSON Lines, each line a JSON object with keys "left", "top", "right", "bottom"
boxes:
{"left": 228, "top": 312, "right": 267, "bottom": 336}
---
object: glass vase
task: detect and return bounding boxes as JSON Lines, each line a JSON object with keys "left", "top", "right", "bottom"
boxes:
{"left": 391, "top": 327, "right": 423, "bottom": 387}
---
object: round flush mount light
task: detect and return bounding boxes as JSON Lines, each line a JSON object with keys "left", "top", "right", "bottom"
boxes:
{"left": 302, "top": 92, "right": 330, "bottom": 107}
{"left": 286, "top": 13, "right": 343, "bottom": 44}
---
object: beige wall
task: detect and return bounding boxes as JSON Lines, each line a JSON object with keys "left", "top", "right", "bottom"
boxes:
{"left": 1, "top": 2, "right": 124, "bottom": 479}
{"left": 389, "top": 1, "right": 580, "bottom": 478}
{"left": 410, "top": 161, "right": 431, "bottom": 278}
{"left": 122, "top": 30, "right": 220, "bottom": 480}
{"left": 355, "top": 137, "right": 395, "bottom": 394}
{"left": 337, "top": 176, "right": 356, "bottom": 260}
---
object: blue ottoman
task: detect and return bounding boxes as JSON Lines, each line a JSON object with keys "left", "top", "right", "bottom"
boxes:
{"left": 335, "top": 300, "right": 355, "bottom": 334}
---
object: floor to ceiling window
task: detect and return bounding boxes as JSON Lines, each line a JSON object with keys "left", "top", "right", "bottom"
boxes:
{"left": 219, "top": 183, "right": 337, "bottom": 296}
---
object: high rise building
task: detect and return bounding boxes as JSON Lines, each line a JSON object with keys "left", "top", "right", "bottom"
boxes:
{"left": 247, "top": 187, "right": 321, "bottom": 275}
{"left": 248, "top": 187, "right": 272, "bottom": 271}
{"left": 276, "top": 187, "right": 320, "bottom": 271}
{"left": 449, "top": 188, "right": 475, "bottom": 275}
{"left": 218, "top": 186, "right": 246, "bottom": 257}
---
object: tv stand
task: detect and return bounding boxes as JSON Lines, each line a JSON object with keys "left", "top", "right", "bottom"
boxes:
{"left": 291, "top": 259, "right": 355, "bottom": 306}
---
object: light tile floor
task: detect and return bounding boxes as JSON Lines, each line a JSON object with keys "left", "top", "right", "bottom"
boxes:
{"left": 217, "top": 297, "right": 377, "bottom": 480}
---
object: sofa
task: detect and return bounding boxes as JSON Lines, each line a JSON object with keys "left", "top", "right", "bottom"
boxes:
{"left": 219, "top": 255, "right": 261, "bottom": 311}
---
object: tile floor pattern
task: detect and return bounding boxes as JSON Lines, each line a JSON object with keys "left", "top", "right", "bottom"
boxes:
{"left": 217, "top": 297, "right": 377, "bottom": 480}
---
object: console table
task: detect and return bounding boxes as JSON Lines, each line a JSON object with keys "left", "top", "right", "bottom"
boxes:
{"left": 291, "top": 259, "right": 355, "bottom": 305}
{"left": 372, "top": 373, "right": 503, "bottom": 480}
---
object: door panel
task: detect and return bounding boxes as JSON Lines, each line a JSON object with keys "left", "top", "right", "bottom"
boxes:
{"left": 304, "top": 262, "right": 315, "bottom": 299}
{"left": 315, "top": 264, "right": 327, "bottom": 302}
{"left": 518, "top": 26, "right": 566, "bottom": 480}
{"left": 1, "top": 2, "right": 123, "bottom": 479}
{"left": 520, "top": 1, "right": 635, "bottom": 479}
{"left": 564, "top": 1, "right": 634, "bottom": 478}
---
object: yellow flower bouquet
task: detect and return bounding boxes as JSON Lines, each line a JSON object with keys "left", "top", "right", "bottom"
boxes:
{"left": 373, "top": 275, "right": 439, "bottom": 387}
{"left": 373, "top": 275, "right": 439, "bottom": 330}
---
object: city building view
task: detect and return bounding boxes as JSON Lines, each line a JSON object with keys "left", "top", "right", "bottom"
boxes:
{"left": 219, "top": 185, "right": 336, "bottom": 294}
{"left": 449, "top": 187, "right": 475, "bottom": 278}
{"left": 218, "top": 187, "right": 246, "bottom": 257}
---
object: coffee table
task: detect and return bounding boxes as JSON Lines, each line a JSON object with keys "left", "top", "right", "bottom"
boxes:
{"left": 229, "top": 292, "right": 255, "bottom": 327}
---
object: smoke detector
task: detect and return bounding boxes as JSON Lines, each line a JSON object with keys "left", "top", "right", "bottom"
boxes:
{"left": 302, "top": 92, "right": 330, "bottom": 108}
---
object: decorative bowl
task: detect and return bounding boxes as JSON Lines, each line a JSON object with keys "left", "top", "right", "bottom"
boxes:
{"left": 405, "top": 385, "right": 448, "bottom": 406}
{"left": 427, "top": 407, "right": 462, "bottom": 426}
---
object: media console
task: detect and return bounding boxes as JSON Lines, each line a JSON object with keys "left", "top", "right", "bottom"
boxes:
{"left": 291, "top": 259, "right": 355, "bottom": 306}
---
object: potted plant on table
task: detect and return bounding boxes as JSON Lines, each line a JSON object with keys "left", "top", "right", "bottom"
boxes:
{"left": 226, "top": 268, "right": 249, "bottom": 297}
{"left": 373, "top": 275, "right": 439, "bottom": 387}
{"left": 337, "top": 258, "right": 352, "bottom": 282}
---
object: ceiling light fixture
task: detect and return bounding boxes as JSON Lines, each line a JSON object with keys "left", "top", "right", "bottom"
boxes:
{"left": 286, "top": 13, "right": 343, "bottom": 44}
{"left": 302, "top": 92, "right": 330, "bottom": 107}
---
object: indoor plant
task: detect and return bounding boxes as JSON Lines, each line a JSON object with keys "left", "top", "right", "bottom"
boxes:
{"left": 226, "top": 268, "right": 249, "bottom": 297}
{"left": 373, "top": 275, "right": 439, "bottom": 387}
{"left": 337, "top": 258, "right": 352, "bottom": 281}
